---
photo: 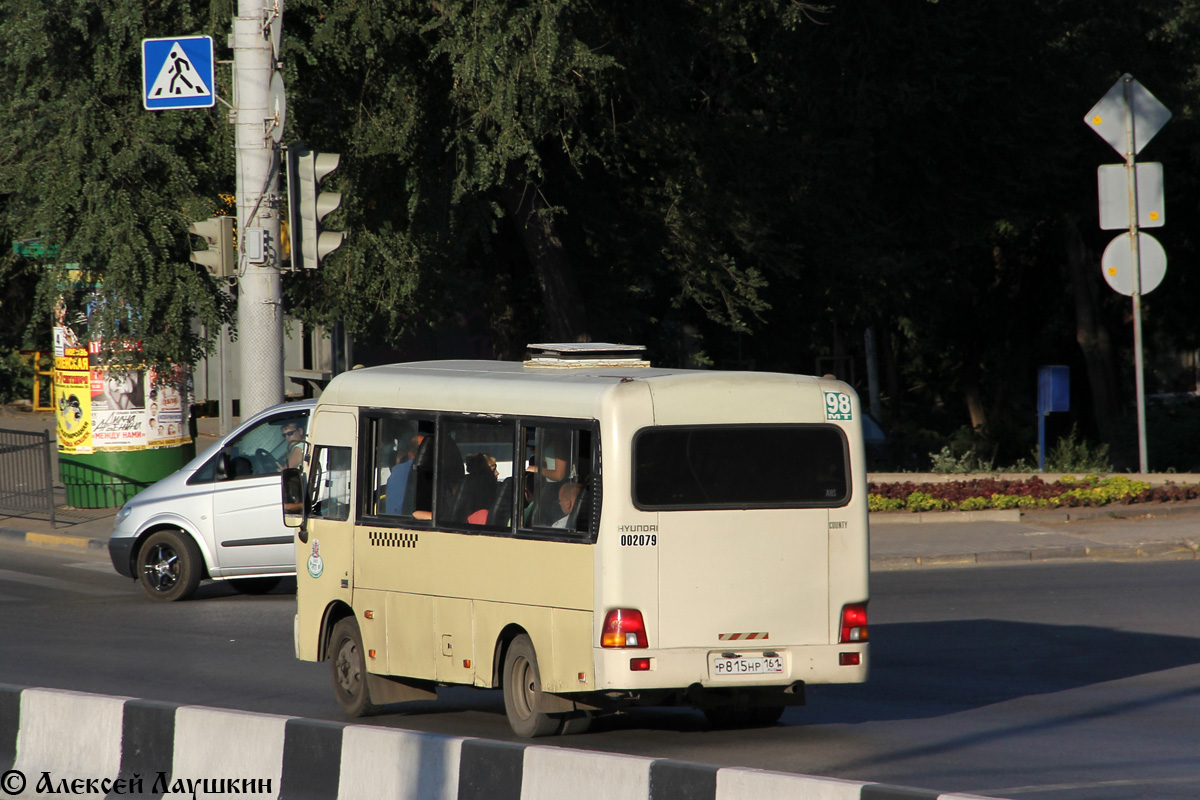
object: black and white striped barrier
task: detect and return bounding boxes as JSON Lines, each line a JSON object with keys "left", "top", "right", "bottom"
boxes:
{"left": 0, "top": 685, "right": 1002, "bottom": 799}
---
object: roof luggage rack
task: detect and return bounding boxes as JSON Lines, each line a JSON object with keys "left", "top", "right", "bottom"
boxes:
{"left": 525, "top": 343, "right": 650, "bottom": 369}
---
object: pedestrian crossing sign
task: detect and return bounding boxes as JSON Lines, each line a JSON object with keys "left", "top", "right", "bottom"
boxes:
{"left": 142, "top": 36, "right": 215, "bottom": 111}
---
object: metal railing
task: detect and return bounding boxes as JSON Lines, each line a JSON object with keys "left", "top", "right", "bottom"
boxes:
{"left": 0, "top": 428, "right": 56, "bottom": 526}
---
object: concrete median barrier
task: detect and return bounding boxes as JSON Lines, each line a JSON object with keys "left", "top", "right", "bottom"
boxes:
{"left": 0, "top": 685, "right": 1006, "bottom": 800}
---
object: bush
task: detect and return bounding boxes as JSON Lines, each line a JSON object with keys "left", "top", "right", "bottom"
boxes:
{"left": 928, "top": 445, "right": 996, "bottom": 474}
{"left": 865, "top": 474, "right": 1200, "bottom": 513}
{"left": 0, "top": 350, "right": 34, "bottom": 405}
{"left": 1038, "top": 425, "right": 1112, "bottom": 473}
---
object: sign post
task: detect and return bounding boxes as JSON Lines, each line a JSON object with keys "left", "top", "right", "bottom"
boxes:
{"left": 1085, "top": 74, "right": 1171, "bottom": 473}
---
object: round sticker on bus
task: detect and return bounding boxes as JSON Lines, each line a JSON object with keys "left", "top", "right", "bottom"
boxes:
{"left": 307, "top": 539, "right": 325, "bottom": 579}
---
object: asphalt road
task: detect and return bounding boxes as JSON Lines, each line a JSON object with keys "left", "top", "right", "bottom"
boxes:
{"left": 2, "top": 540, "right": 1199, "bottom": 800}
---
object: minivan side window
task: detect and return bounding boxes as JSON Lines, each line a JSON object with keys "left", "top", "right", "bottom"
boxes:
{"left": 190, "top": 411, "right": 310, "bottom": 484}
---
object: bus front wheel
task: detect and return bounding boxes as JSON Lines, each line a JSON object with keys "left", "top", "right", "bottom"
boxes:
{"left": 502, "top": 634, "right": 560, "bottom": 738}
{"left": 330, "top": 617, "right": 380, "bottom": 717}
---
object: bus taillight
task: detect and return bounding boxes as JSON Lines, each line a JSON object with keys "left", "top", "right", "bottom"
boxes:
{"left": 601, "top": 608, "right": 648, "bottom": 648}
{"left": 839, "top": 603, "right": 868, "bottom": 643}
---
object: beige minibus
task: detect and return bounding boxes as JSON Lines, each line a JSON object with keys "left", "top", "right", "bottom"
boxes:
{"left": 283, "top": 344, "right": 869, "bottom": 736}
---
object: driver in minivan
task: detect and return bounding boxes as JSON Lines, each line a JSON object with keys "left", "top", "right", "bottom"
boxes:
{"left": 279, "top": 422, "right": 306, "bottom": 470}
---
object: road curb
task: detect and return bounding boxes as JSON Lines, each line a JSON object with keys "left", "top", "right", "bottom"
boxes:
{"left": 0, "top": 684, "right": 1005, "bottom": 800}
{"left": 0, "top": 527, "right": 107, "bottom": 552}
{"left": 870, "top": 541, "right": 1200, "bottom": 571}
{"left": 870, "top": 509, "right": 1022, "bottom": 525}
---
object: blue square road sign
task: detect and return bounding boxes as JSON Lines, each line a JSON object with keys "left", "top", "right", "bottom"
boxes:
{"left": 142, "top": 36, "right": 215, "bottom": 111}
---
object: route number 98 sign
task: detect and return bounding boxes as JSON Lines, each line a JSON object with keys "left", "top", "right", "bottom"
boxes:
{"left": 824, "top": 391, "right": 853, "bottom": 421}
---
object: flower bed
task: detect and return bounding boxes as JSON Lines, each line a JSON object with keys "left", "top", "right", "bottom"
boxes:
{"left": 867, "top": 475, "right": 1200, "bottom": 513}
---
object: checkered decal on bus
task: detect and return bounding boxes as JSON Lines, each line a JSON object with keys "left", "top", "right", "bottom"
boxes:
{"left": 368, "top": 531, "right": 419, "bottom": 548}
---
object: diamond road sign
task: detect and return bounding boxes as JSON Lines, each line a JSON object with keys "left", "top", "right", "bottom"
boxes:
{"left": 1084, "top": 74, "right": 1171, "bottom": 156}
{"left": 142, "top": 36, "right": 215, "bottom": 111}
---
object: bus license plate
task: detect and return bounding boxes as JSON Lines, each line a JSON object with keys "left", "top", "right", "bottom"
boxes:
{"left": 710, "top": 654, "right": 784, "bottom": 676}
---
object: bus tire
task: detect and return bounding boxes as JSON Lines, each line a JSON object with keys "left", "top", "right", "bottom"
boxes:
{"left": 330, "top": 617, "right": 380, "bottom": 717}
{"left": 502, "top": 634, "right": 560, "bottom": 738}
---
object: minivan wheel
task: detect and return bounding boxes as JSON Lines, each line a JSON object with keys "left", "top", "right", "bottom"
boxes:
{"left": 137, "top": 529, "right": 203, "bottom": 602}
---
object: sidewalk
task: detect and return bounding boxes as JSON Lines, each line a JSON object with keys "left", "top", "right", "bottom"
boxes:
{"left": 3, "top": 406, "right": 1200, "bottom": 569}
{"left": 0, "top": 407, "right": 226, "bottom": 554}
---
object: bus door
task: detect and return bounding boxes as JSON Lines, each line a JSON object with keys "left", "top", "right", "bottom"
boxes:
{"left": 295, "top": 410, "right": 356, "bottom": 660}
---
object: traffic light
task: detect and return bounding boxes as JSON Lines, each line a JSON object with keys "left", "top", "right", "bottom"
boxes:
{"left": 286, "top": 142, "right": 347, "bottom": 270}
{"left": 188, "top": 216, "right": 235, "bottom": 278}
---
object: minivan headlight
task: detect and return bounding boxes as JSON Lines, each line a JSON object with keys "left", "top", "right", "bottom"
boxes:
{"left": 115, "top": 504, "right": 133, "bottom": 525}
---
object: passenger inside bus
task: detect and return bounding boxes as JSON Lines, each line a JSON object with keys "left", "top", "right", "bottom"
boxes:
{"left": 550, "top": 481, "right": 582, "bottom": 528}
{"left": 383, "top": 434, "right": 424, "bottom": 514}
{"left": 457, "top": 452, "right": 499, "bottom": 524}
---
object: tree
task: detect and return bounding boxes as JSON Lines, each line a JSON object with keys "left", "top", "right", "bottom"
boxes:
{"left": 0, "top": 0, "right": 234, "bottom": 369}
{"left": 281, "top": 0, "right": 827, "bottom": 357}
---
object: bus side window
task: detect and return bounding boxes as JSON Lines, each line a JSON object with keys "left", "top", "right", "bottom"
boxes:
{"left": 371, "top": 416, "right": 434, "bottom": 520}
{"left": 309, "top": 445, "right": 352, "bottom": 522}
{"left": 437, "top": 418, "right": 513, "bottom": 527}
{"left": 521, "top": 426, "right": 595, "bottom": 535}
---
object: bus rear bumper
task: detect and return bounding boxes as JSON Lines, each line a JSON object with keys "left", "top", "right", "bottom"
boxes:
{"left": 591, "top": 643, "right": 868, "bottom": 692}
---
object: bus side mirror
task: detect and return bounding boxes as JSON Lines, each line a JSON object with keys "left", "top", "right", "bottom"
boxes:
{"left": 282, "top": 467, "right": 307, "bottom": 536}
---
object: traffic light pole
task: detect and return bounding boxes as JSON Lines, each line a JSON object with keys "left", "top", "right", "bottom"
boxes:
{"left": 232, "top": 0, "right": 284, "bottom": 420}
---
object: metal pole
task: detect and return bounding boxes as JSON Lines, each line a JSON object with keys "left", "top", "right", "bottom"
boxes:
{"left": 41, "top": 430, "right": 56, "bottom": 529}
{"left": 232, "top": 0, "right": 284, "bottom": 420}
{"left": 1123, "top": 76, "right": 1150, "bottom": 474}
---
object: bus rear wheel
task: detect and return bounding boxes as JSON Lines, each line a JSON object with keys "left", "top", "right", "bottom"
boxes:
{"left": 502, "top": 634, "right": 560, "bottom": 738}
{"left": 330, "top": 617, "right": 380, "bottom": 717}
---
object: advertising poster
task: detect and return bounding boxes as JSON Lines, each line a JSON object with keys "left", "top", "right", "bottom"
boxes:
{"left": 54, "top": 342, "right": 93, "bottom": 454}
{"left": 87, "top": 348, "right": 193, "bottom": 452}
{"left": 89, "top": 348, "right": 148, "bottom": 450}
{"left": 53, "top": 306, "right": 193, "bottom": 454}
{"left": 146, "top": 367, "right": 192, "bottom": 448}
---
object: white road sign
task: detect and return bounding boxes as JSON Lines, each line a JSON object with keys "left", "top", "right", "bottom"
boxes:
{"left": 1097, "top": 163, "right": 1164, "bottom": 230}
{"left": 142, "top": 36, "right": 215, "bottom": 111}
{"left": 1084, "top": 74, "right": 1171, "bottom": 156}
{"left": 1101, "top": 231, "right": 1167, "bottom": 296}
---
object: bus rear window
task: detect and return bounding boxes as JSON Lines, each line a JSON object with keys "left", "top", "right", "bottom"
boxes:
{"left": 633, "top": 425, "right": 850, "bottom": 509}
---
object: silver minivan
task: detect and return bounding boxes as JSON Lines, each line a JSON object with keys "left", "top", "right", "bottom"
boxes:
{"left": 108, "top": 399, "right": 314, "bottom": 601}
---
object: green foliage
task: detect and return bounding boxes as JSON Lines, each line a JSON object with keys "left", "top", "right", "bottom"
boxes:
{"left": 282, "top": 0, "right": 828, "bottom": 354}
{"left": 0, "top": 350, "right": 34, "bottom": 404}
{"left": 1037, "top": 425, "right": 1113, "bottom": 473}
{"left": 6, "top": 0, "right": 1200, "bottom": 463}
{"left": 928, "top": 445, "right": 996, "bottom": 474}
{"left": 0, "top": 0, "right": 234, "bottom": 369}
{"left": 1110, "top": 398, "right": 1200, "bottom": 473}
{"left": 867, "top": 475, "right": 1166, "bottom": 513}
